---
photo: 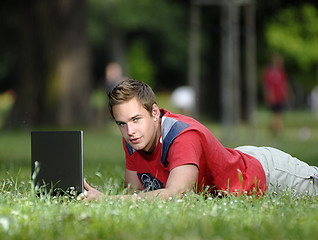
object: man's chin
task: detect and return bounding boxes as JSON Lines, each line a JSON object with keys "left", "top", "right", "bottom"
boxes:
{"left": 129, "top": 142, "right": 144, "bottom": 151}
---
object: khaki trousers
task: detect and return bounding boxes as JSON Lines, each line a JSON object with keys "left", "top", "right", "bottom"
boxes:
{"left": 236, "top": 146, "right": 318, "bottom": 196}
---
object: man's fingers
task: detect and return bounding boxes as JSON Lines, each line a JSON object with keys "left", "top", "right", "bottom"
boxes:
{"left": 79, "top": 179, "right": 103, "bottom": 202}
{"left": 77, "top": 190, "right": 88, "bottom": 201}
{"left": 84, "top": 178, "right": 92, "bottom": 190}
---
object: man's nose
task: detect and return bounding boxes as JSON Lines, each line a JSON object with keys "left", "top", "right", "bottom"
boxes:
{"left": 127, "top": 122, "right": 136, "bottom": 136}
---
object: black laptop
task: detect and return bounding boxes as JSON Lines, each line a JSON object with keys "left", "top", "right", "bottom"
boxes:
{"left": 31, "top": 131, "right": 84, "bottom": 196}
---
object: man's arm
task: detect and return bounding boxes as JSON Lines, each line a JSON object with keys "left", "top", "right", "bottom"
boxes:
{"left": 81, "top": 164, "right": 198, "bottom": 201}
{"left": 136, "top": 163, "right": 198, "bottom": 199}
{"left": 125, "top": 169, "right": 144, "bottom": 193}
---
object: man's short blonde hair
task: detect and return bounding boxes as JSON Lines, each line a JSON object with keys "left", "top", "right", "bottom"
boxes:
{"left": 108, "top": 79, "right": 157, "bottom": 119}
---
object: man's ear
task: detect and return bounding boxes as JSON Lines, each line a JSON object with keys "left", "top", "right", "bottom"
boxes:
{"left": 152, "top": 104, "right": 160, "bottom": 120}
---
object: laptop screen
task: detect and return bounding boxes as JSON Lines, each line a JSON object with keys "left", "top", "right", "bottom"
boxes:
{"left": 31, "top": 131, "right": 84, "bottom": 196}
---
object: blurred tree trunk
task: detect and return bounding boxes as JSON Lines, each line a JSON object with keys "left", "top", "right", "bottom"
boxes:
{"left": 221, "top": 2, "right": 240, "bottom": 140}
{"left": 109, "top": 28, "right": 127, "bottom": 72}
{"left": 188, "top": 2, "right": 201, "bottom": 119}
{"left": 6, "top": 0, "right": 93, "bottom": 127}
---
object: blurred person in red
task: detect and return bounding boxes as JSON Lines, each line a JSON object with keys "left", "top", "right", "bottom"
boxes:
{"left": 263, "top": 54, "right": 289, "bottom": 136}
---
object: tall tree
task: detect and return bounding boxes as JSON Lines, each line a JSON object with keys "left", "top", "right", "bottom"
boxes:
{"left": 6, "top": 0, "right": 93, "bottom": 127}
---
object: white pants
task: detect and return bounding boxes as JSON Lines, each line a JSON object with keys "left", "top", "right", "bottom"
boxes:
{"left": 236, "top": 146, "right": 318, "bottom": 196}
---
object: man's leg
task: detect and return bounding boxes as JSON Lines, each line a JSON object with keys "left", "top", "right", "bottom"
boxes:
{"left": 272, "top": 112, "right": 283, "bottom": 136}
{"left": 236, "top": 146, "right": 318, "bottom": 196}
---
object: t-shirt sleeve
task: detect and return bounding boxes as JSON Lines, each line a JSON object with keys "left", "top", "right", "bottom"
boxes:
{"left": 167, "top": 130, "right": 202, "bottom": 171}
{"left": 123, "top": 139, "right": 137, "bottom": 171}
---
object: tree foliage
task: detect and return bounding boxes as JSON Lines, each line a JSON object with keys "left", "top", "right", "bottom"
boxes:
{"left": 265, "top": 4, "right": 318, "bottom": 72}
{"left": 127, "top": 39, "right": 156, "bottom": 87}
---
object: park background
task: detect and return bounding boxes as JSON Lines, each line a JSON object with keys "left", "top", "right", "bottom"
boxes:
{"left": 0, "top": 0, "right": 318, "bottom": 130}
{"left": 1, "top": 0, "right": 318, "bottom": 239}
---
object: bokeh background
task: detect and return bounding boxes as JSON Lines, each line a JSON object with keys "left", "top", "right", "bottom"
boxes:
{"left": 0, "top": 0, "right": 318, "bottom": 137}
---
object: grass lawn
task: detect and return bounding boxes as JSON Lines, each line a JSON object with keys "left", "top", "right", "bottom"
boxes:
{"left": 1, "top": 108, "right": 318, "bottom": 239}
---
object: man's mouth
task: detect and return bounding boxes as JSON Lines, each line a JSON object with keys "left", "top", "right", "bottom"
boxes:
{"left": 130, "top": 137, "right": 141, "bottom": 144}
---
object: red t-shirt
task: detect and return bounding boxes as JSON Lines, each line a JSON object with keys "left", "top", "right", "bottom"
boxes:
{"left": 124, "top": 109, "right": 267, "bottom": 196}
{"left": 263, "top": 66, "right": 288, "bottom": 105}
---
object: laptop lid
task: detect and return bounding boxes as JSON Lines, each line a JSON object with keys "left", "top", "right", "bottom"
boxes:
{"left": 31, "top": 131, "right": 84, "bottom": 196}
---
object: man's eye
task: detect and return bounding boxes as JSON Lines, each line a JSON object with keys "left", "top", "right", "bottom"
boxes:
{"left": 117, "top": 122, "right": 126, "bottom": 127}
{"left": 133, "top": 118, "right": 140, "bottom": 122}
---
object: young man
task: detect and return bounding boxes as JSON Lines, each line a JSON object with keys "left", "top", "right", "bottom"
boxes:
{"left": 81, "top": 79, "right": 318, "bottom": 201}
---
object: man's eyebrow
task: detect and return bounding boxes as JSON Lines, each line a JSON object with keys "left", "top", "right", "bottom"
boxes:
{"left": 131, "top": 114, "right": 143, "bottom": 119}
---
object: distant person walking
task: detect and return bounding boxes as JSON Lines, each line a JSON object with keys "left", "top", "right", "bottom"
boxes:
{"left": 105, "top": 62, "right": 126, "bottom": 93}
{"left": 262, "top": 54, "right": 289, "bottom": 136}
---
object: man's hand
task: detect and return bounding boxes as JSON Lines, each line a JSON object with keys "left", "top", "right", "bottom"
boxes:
{"left": 78, "top": 179, "right": 105, "bottom": 201}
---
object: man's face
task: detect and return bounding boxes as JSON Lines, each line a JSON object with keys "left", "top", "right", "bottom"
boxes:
{"left": 112, "top": 97, "right": 159, "bottom": 153}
